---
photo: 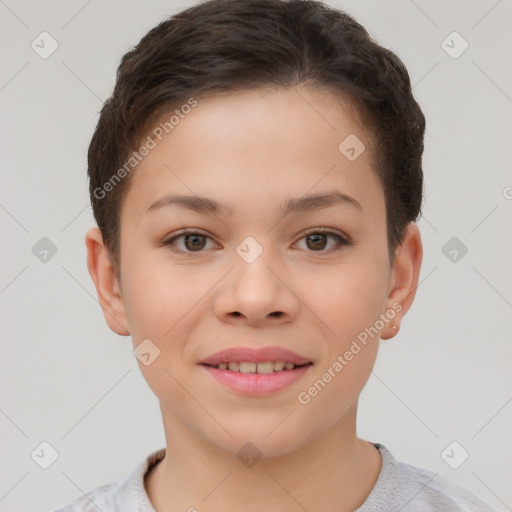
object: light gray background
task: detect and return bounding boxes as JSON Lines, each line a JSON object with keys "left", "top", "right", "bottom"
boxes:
{"left": 1, "top": 0, "right": 511, "bottom": 510}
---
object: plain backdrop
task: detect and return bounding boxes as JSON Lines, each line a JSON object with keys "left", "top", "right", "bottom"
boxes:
{"left": 1, "top": 0, "right": 511, "bottom": 510}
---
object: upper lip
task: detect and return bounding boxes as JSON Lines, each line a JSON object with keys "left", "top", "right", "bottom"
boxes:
{"left": 200, "top": 346, "right": 312, "bottom": 366}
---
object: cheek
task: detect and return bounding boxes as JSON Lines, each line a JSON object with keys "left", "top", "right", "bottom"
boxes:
{"left": 296, "top": 266, "right": 384, "bottom": 418}
{"left": 121, "top": 251, "right": 204, "bottom": 339}
{"left": 310, "top": 259, "right": 387, "bottom": 407}
{"left": 301, "top": 258, "right": 388, "bottom": 337}
{"left": 122, "top": 277, "right": 171, "bottom": 342}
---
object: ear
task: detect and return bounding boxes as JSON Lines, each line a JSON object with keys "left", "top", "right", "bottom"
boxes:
{"left": 380, "top": 222, "right": 423, "bottom": 340}
{"left": 85, "top": 227, "right": 130, "bottom": 336}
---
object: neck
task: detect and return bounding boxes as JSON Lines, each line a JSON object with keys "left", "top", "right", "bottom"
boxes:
{"left": 145, "top": 403, "right": 382, "bottom": 512}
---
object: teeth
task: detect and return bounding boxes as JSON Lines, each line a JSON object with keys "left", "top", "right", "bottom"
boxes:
{"left": 213, "top": 361, "right": 300, "bottom": 373}
{"left": 273, "top": 361, "right": 285, "bottom": 371}
{"left": 256, "top": 362, "right": 274, "bottom": 374}
{"left": 239, "top": 362, "right": 257, "bottom": 373}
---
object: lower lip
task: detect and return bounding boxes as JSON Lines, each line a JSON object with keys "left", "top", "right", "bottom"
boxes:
{"left": 200, "top": 364, "right": 312, "bottom": 395}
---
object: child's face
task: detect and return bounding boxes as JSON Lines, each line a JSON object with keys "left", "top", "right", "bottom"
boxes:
{"left": 90, "top": 87, "right": 420, "bottom": 457}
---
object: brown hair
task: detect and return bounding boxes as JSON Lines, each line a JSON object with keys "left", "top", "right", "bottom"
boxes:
{"left": 88, "top": 0, "right": 425, "bottom": 279}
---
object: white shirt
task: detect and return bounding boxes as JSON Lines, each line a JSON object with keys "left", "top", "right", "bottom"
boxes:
{"left": 51, "top": 443, "right": 496, "bottom": 511}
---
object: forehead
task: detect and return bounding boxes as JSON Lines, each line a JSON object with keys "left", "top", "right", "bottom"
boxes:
{"left": 121, "top": 87, "right": 383, "bottom": 222}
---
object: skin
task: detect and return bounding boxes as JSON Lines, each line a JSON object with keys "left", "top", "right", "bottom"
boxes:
{"left": 86, "top": 86, "right": 422, "bottom": 512}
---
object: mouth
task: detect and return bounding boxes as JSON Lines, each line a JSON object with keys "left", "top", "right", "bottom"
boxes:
{"left": 201, "top": 361, "right": 313, "bottom": 373}
{"left": 198, "top": 346, "right": 313, "bottom": 395}
{"left": 199, "top": 345, "right": 313, "bottom": 368}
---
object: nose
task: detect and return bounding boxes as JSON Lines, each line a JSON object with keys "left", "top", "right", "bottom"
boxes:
{"left": 212, "top": 252, "right": 300, "bottom": 328}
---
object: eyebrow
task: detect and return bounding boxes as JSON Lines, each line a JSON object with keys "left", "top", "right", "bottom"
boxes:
{"left": 146, "top": 191, "right": 363, "bottom": 216}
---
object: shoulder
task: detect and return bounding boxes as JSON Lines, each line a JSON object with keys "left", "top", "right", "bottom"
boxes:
{"left": 50, "top": 448, "right": 166, "bottom": 512}
{"left": 357, "top": 444, "right": 496, "bottom": 511}
{"left": 50, "top": 482, "right": 118, "bottom": 512}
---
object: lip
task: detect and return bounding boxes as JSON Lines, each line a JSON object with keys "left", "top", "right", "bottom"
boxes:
{"left": 200, "top": 363, "right": 313, "bottom": 395}
{"left": 199, "top": 346, "right": 312, "bottom": 366}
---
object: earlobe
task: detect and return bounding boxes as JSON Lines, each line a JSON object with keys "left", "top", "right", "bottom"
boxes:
{"left": 381, "top": 222, "right": 423, "bottom": 340}
{"left": 85, "top": 227, "right": 130, "bottom": 336}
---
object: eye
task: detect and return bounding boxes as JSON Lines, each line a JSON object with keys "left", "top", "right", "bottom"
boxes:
{"left": 161, "top": 229, "right": 217, "bottom": 253}
{"left": 161, "top": 227, "right": 350, "bottom": 254}
{"left": 295, "top": 228, "right": 351, "bottom": 252}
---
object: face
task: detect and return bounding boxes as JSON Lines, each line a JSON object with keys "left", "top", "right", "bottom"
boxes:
{"left": 89, "top": 87, "right": 420, "bottom": 458}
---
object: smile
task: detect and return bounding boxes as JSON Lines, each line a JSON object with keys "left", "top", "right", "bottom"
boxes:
{"left": 203, "top": 361, "right": 310, "bottom": 373}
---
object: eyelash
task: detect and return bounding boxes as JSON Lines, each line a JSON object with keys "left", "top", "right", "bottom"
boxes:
{"left": 161, "top": 227, "right": 351, "bottom": 255}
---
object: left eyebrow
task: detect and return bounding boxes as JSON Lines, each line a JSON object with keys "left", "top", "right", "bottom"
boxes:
{"left": 145, "top": 191, "right": 363, "bottom": 216}
{"left": 282, "top": 191, "right": 363, "bottom": 214}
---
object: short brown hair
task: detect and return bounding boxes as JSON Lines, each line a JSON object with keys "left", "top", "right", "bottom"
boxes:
{"left": 88, "top": 0, "right": 425, "bottom": 278}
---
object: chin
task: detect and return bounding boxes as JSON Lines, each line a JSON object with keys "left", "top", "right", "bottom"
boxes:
{"left": 206, "top": 424, "right": 312, "bottom": 460}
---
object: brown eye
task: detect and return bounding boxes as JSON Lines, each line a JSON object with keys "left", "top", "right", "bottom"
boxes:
{"left": 296, "top": 229, "right": 350, "bottom": 253}
{"left": 162, "top": 230, "right": 215, "bottom": 253}
{"left": 305, "top": 233, "right": 328, "bottom": 251}
{"left": 183, "top": 234, "right": 207, "bottom": 251}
